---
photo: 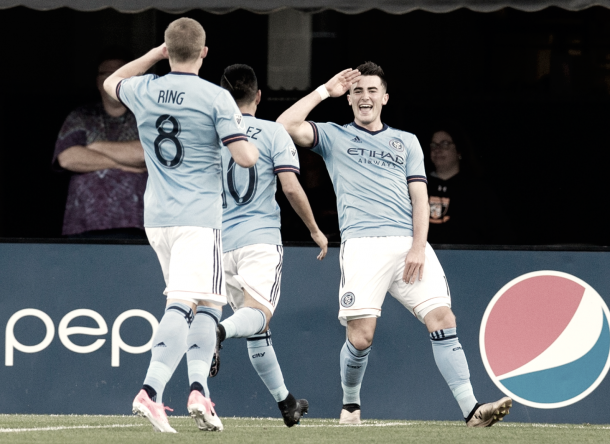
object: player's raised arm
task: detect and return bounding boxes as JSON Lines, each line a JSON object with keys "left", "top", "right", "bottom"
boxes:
{"left": 277, "top": 68, "right": 361, "bottom": 147}
{"left": 278, "top": 172, "right": 328, "bottom": 260}
{"left": 103, "top": 44, "right": 168, "bottom": 101}
{"left": 403, "top": 181, "right": 430, "bottom": 284}
{"left": 225, "top": 139, "right": 259, "bottom": 168}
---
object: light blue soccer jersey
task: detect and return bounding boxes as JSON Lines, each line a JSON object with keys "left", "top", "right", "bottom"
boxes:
{"left": 221, "top": 114, "right": 300, "bottom": 252}
{"left": 308, "top": 121, "right": 427, "bottom": 240}
{"left": 117, "top": 72, "right": 247, "bottom": 228}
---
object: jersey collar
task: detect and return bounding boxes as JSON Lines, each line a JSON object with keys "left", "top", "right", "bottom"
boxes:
{"left": 351, "top": 121, "right": 388, "bottom": 135}
{"left": 242, "top": 113, "right": 254, "bottom": 117}
{"left": 168, "top": 71, "right": 198, "bottom": 76}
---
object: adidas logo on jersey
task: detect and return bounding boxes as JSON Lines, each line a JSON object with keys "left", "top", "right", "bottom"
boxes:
{"left": 188, "top": 344, "right": 200, "bottom": 351}
{"left": 251, "top": 352, "right": 266, "bottom": 359}
{"left": 153, "top": 342, "right": 167, "bottom": 348}
{"left": 350, "top": 136, "right": 362, "bottom": 143}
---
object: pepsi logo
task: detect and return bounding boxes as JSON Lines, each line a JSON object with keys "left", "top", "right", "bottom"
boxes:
{"left": 480, "top": 271, "right": 610, "bottom": 409}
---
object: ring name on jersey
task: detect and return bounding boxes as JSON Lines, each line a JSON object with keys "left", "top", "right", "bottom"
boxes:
{"left": 347, "top": 147, "right": 404, "bottom": 168}
{"left": 157, "top": 90, "right": 185, "bottom": 105}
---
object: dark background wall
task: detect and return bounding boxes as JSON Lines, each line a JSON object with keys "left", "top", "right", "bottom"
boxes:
{"left": 0, "top": 7, "right": 609, "bottom": 245}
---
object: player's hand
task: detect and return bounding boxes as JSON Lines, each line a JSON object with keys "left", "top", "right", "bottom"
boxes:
{"left": 403, "top": 246, "right": 425, "bottom": 284}
{"left": 324, "top": 69, "right": 361, "bottom": 98}
{"left": 153, "top": 43, "right": 168, "bottom": 61}
{"left": 310, "top": 230, "right": 328, "bottom": 260}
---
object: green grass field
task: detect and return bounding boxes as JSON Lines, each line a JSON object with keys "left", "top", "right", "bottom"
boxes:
{"left": 1, "top": 415, "right": 609, "bottom": 444}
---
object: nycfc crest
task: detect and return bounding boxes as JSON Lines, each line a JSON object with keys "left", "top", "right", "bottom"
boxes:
{"left": 389, "top": 138, "right": 405, "bottom": 153}
{"left": 341, "top": 292, "right": 356, "bottom": 308}
{"left": 234, "top": 113, "right": 245, "bottom": 130}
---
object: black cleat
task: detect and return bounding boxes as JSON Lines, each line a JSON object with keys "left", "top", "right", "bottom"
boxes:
{"left": 209, "top": 325, "right": 225, "bottom": 378}
{"left": 278, "top": 393, "right": 309, "bottom": 427}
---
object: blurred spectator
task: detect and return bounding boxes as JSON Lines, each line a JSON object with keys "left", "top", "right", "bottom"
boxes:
{"left": 426, "top": 125, "right": 511, "bottom": 244}
{"left": 52, "top": 47, "right": 147, "bottom": 239}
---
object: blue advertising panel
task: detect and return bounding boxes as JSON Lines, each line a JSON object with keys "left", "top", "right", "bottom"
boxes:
{"left": 0, "top": 243, "right": 609, "bottom": 424}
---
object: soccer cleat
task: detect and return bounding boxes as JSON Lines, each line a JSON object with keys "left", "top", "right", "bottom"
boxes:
{"left": 339, "top": 404, "right": 361, "bottom": 425}
{"left": 465, "top": 396, "right": 512, "bottom": 428}
{"left": 209, "top": 325, "right": 225, "bottom": 378}
{"left": 278, "top": 393, "right": 309, "bottom": 427}
{"left": 187, "top": 390, "right": 224, "bottom": 431}
{"left": 132, "top": 389, "right": 176, "bottom": 433}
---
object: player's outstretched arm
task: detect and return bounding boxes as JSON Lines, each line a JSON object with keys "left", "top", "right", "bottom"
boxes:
{"left": 277, "top": 68, "right": 361, "bottom": 147}
{"left": 226, "top": 140, "right": 259, "bottom": 168}
{"left": 103, "top": 44, "right": 168, "bottom": 101}
{"left": 403, "top": 182, "right": 430, "bottom": 284}
{"left": 278, "top": 172, "right": 328, "bottom": 260}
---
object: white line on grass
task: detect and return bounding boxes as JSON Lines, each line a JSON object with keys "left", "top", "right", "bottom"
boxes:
{"left": 230, "top": 422, "right": 415, "bottom": 428}
{"left": 0, "top": 424, "right": 147, "bottom": 433}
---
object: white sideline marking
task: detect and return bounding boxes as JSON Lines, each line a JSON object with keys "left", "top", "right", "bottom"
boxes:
{"left": 0, "top": 424, "right": 147, "bottom": 433}
{"left": 232, "top": 422, "right": 415, "bottom": 428}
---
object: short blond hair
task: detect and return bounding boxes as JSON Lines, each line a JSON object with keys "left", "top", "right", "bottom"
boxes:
{"left": 165, "top": 18, "right": 206, "bottom": 63}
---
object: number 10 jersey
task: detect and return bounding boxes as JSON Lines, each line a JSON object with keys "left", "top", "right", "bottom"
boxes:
{"left": 221, "top": 114, "right": 300, "bottom": 253}
{"left": 117, "top": 72, "right": 247, "bottom": 229}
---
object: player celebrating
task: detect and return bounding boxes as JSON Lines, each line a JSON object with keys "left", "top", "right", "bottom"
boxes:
{"left": 103, "top": 18, "right": 258, "bottom": 433}
{"left": 201, "top": 64, "right": 327, "bottom": 427}
{"left": 277, "top": 63, "right": 511, "bottom": 427}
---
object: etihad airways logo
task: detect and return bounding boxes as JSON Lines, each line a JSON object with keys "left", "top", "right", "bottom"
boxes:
{"left": 347, "top": 147, "right": 404, "bottom": 168}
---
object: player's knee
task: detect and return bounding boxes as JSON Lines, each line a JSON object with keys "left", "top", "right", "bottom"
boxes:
{"left": 424, "top": 306, "right": 456, "bottom": 332}
{"left": 352, "top": 337, "right": 373, "bottom": 350}
{"left": 349, "top": 333, "right": 374, "bottom": 350}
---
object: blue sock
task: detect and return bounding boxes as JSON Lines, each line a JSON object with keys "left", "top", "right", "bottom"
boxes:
{"left": 221, "top": 307, "right": 266, "bottom": 339}
{"left": 187, "top": 306, "right": 222, "bottom": 398}
{"left": 340, "top": 339, "right": 370, "bottom": 406}
{"left": 247, "top": 330, "right": 289, "bottom": 402}
{"left": 143, "top": 302, "right": 193, "bottom": 403}
{"left": 430, "top": 327, "right": 478, "bottom": 418}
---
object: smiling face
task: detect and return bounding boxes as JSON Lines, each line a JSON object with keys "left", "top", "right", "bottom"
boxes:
{"left": 347, "top": 75, "right": 389, "bottom": 129}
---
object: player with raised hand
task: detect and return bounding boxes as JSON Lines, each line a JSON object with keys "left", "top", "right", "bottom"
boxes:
{"left": 103, "top": 18, "right": 258, "bottom": 433}
{"left": 277, "top": 62, "right": 511, "bottom": 427}
{"left": 202, "top": 64, "right": 326, "bottom": 427}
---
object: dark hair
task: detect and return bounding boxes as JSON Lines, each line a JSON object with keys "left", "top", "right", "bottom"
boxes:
{"left": 356, "top": 61, "right": 387, "bottom": 91}
{"left": 97, "top": 46, "right": 133, "bottom": 67}
{"left": 429, "top": 122, "right": 481, "bottom": 176}
{"left": 221, "top": 64, "right": 258, "bottom": 106}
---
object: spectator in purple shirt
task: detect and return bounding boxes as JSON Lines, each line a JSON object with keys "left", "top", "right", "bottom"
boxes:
{"left": 53, "top": 48, "right": 147, "bottom": 239}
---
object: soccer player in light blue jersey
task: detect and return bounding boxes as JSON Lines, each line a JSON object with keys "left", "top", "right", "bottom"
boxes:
{"left": 103, "top": 18, "right": 258, "bottom": 433}
{"left": 201, "top": 64, "right": 327, "bottom": 427}
{"left": 278, "top": 63, "right": 512, "bottom": 427}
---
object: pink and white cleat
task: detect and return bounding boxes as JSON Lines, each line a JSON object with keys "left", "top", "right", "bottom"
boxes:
{"left": 132, "top": 389, "right": 177, "bottom": 433}
{"left": 187, "top": 390, "right": 224, "bottom": 431}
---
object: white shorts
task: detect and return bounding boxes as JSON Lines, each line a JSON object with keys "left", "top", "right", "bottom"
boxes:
{"left": 146, "top": 226, "right": 227, "bottom": 305}
{"left": 223, "top": 244, "right": 283, "bottom": 314}
{"left": 338, "top": 236, "right": 451, "bottom": 325}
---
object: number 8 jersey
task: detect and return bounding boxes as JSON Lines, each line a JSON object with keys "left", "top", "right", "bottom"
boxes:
{"left": 221, "top": 114, "right": 300, "bottom": 253}
{"left": 117, "top": 72, "right": 247, "bottom": 229}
